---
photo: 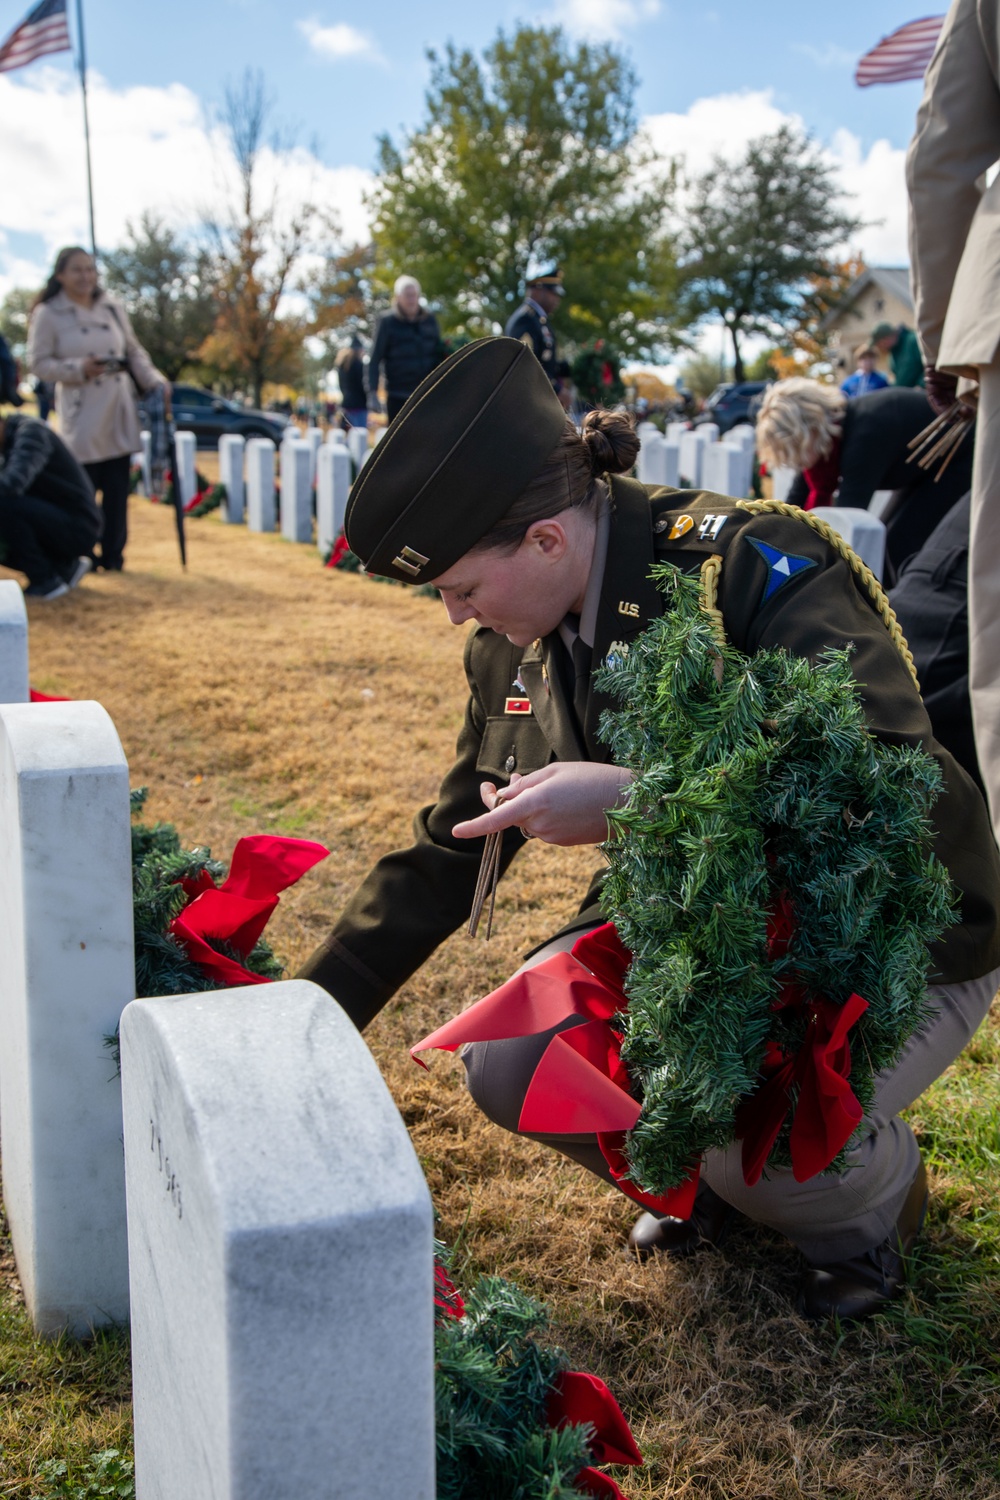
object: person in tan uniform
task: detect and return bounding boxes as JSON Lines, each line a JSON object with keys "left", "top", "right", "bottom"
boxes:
{"left": 299, "top": 337, "right": 1000, "bottom": 1321}
{"left": 27, "top": 246, "right": 165, "bottom": 572}
{"left": 907, "top": 0, "right": 1000, "bottom": 841}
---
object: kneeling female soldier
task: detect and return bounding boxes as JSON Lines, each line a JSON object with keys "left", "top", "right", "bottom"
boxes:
{"left": 299, "top": 338, "right": 1000, "bottom": 1322}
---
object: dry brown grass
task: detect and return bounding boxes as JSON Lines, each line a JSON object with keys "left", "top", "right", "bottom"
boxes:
{"left": 3, "top": 495, "right": 1000, "bottom": 1499}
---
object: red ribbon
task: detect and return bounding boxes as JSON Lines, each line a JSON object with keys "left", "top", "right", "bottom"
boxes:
{"left": 547, "top": 1369, "right": 642, "bottom": 1498}
{"left": 168, "top": 835, "right": 328, "bottom": 987}
{"left": 412, "top": 923, "right": 698, "bottom": 1217}
{"left": 29, "top": 689, "right": 70, "bottom": 702}
{"left": 735, "top": 990, "right": 868, "bottom": 1185}
{"left": 433, "top": 1261, "right": 465, "bottom": 1321}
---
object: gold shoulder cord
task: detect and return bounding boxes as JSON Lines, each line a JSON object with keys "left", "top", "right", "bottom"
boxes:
{"left": 697, "top": 500, "right": 920, "bottom": 693}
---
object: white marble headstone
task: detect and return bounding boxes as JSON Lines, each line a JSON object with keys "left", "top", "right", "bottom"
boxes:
{"left": 173, "top": 430, "right": 197, "bottom": 509}
{"left": 317, "top": 443, "right": 352, "bottom": 555}
{"left": 771, "top": 465, "right": 797, "bottom": 502}
{"left": 0, "top": 581, "right": 29, "bottom": 704}
{"left": 679, "top": 428, "right": 709, "bottom": 487}
{"left": 812, "top": 506, "right": 887, "bottom": 581}
{"left": 304, "top": 425, "right": 324, "bottom": 481}
{"left": 138, "top": 431, "right": 152, "bottom": 497}
{"left": 121, "top": 980, "right": 435, "bottom": 1500}
{"left": 347, "top": 425, "right": 369, "bottom": 473}
{"left": 635, "top": 430, "right": 666, "bottom": 486}
{"left": 698, "top": 421, "right": 720, "bottom": 446}
{"left": 280, "top": 438, "right": 313, "bottom": 544}
{"left": 702, "top": 442, "right": 747, "bottom": 499}
{"left": 218, "top": 434, "right": 246, "bottom": 524}
{"left": 0, "top": 700, "right": 133, "bottom": 1336}
{"left": 245, "top": 438, "right": 277, "bottom": 533}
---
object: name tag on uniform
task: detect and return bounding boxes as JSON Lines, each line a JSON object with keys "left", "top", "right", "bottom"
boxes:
{"left": 504, "top": 697, "right": 533, "bottom": 715}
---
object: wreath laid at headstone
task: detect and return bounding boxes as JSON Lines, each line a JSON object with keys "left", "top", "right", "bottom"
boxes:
{"left": 127, "top": 794, "right": 642, "bottom": 1498}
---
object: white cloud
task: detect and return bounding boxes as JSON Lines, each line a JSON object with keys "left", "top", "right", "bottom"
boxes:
{"left": 791, "top": 41, "right": 857, "bottom": 69}
{"left": 548, "top": 0, "right": 660, "bottom": 43}
{"left": 297, "top": 18, "right": 383, "bottom": 62}
{"left": 643, "top": 88, "right": 908, "bottom": 264}
{"left": 0, "top": 66, "right": 373, "bottom": 301}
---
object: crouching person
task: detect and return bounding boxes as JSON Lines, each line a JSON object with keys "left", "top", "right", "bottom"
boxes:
{"left": 0, "top": 411, "right": 101, "bottom": 599}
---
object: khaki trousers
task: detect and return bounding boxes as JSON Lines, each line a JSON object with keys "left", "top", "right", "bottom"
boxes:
{"left": 970, "top": 361, "right": 1000, "bottom": 842}
{"left": 463, "top": 928, "right": 1000, "bottom": 1264}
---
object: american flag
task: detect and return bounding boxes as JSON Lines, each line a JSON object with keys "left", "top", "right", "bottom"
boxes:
{"left": 855, "top": 15, "right": 945, "bottom": 86}
{"left": 0, "top": 0, "right": 71, "bottom": 74}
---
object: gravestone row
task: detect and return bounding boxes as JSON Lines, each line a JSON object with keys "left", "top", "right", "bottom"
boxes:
{"left": 0, "top": 596, "right": 434, "bottom": 1496}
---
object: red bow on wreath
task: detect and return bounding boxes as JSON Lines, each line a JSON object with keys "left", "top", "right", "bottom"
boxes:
{"left": 412, "top": 923, "right": 699, "bottom": 1218}
{"left": 547, "top": 1370, "right": 643, "bottom": 1499}
{"left": 415, "top": 898, "right": 869, "bottom": 1204}
{"left": 169, "top": 834, "right": 329, "bottom": 987}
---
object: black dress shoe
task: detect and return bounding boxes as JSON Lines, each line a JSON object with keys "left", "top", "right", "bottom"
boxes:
{"left": 629, "top": 1181, "right": 737, "bottom": 1260}
{"left": 797, "top": 1158, "right": 929, "bottom": 1323}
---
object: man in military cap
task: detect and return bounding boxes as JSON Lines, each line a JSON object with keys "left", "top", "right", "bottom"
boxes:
{"left": 299, "top": 336, "right": 1000, "bottom": 1323}
{"left": 504, "top": 264, "right": 569, "bottom": 402}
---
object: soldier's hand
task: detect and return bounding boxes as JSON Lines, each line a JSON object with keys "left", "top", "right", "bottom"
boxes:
{"left": 453, "top": 763, "right": 633, "bottom": 846}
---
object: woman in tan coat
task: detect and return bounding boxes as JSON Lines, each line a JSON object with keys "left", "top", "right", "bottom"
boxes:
{"left": 27, "top": 246, "right": 165, "bottom": 571}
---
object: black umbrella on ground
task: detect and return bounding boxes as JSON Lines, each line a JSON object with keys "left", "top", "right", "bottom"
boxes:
{"left": 146, "top": 383, "right": 187, "bottom": 568}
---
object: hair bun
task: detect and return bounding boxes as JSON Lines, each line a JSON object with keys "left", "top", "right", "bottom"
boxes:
{"left": 581, "top": 408, "right": 639, "bottom": 477}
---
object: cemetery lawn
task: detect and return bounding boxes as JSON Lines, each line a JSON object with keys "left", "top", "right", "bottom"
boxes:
{"left": 3, "top": 494, "right": 1000, "bottom": 1498}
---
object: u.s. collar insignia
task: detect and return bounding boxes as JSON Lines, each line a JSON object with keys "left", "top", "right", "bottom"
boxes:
{"left": 667, "top": 514, "right": 694, "bottom": 540}
{"left": 747, "top": 536, "right": 817, "bottom": 606}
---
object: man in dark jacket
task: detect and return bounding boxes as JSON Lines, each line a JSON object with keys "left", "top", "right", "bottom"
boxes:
{"left": 871, "top": 322, "right": 926, "bottom": 388}
{"left": 504, "top": 265, "right": 567, "bottom": 398}
{"left": 0, "top": 412, "right": 101, "bottom": 599}
{"left": 366, "top": 277, "right": 443, "bottom": 422}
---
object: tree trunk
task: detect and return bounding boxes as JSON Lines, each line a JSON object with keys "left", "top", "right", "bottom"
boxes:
{"left": 730, "top": 324, "right": 745, "bottom": 383}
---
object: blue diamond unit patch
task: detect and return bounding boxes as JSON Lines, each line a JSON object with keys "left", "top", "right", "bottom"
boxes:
{"left": 747, "top": 536, "right": 818, "bottom": 607}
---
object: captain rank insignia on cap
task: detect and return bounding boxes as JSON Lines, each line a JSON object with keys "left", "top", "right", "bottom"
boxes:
{"left": 392, "top": 545, "right": 430, "bottom": 577}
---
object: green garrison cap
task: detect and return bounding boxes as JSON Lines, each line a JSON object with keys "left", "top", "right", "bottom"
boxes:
{"left": 345, "top": 337, "right": 568, "bottom": 584}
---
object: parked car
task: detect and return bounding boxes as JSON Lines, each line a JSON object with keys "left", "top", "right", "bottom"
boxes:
{"left": 140, "top": 384, "right": 288, "bottom": 449}
{"left": 693, "top": 381, "right": 769, "bottom": 434}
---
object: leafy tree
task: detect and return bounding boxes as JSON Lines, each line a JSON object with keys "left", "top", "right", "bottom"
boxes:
{"left": 302, "top": 241, "right": 384, "bottom": 359}
{"left": 101, "top": 214, "right": 217, "bottom": 381}
{"left": 199, "top": 70, "right": 339, "bottom": 406}
{"left": 0, "top": 287, "right": 35, "bottom": 360}
{"left": 677, "top": 126, "right": 863, "bottom": 381}
{"left": 368, "top": 25, "right": 678, "bottom": 355}
{"left": 679, "top": 352, "right": 731, "bottom": 401}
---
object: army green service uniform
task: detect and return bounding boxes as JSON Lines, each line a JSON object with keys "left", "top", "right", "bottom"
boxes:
{"left": 301, "top": 477, "right": 1000, "bottom": 1261}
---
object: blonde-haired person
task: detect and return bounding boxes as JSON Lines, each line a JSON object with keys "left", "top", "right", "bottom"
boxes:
{"left": 27, "top": 246, "right": 166, "bottom": 572}
{"left": 756, "top": 377, "right": 974, "bottom": 579}
{"left": 366, "top": 276, "right": 444, "bottom": 422}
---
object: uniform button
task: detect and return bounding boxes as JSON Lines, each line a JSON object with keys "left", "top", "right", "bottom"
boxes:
{"left": 504, "top": 755, "right": 516, "bottom": 772}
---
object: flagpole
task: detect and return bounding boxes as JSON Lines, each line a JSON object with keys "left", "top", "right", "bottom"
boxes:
{"left": 74, "top": 0, "right": 96, "bottom": 255}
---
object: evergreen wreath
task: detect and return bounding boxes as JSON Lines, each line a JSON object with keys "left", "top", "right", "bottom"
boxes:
{"left": 433, "top": 1243, "right": 640, "bottom": 1499}
{"left": 595, "top": 565, "right": 956, "bottom": 1196}
{"left": 570, "top": 341, "right": 625, "bottom": 409}
{"left": 130, "top": 788, "right": 282, "bottom": 1001}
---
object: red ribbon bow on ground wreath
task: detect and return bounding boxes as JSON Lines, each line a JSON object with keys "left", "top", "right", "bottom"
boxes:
{"left": 411, "top": 922, "right": 699, "bottom": 1219}
{"left": 168, "top": 834, "right": 328, "bottom": 987}
{"left": 547, "top": 1370, "right": 643, "bottom": 1499}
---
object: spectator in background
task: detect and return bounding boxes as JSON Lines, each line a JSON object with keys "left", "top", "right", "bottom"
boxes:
{"left": 755, "top": 378, "right": 973, "bottom": 579}
{"left": 27, "top": 246, "right": 166, "bottom": 572}
{"left": 505, "top": 264, "right": 568, "bottom": 401}
{"left": 0, "top": 410, "right": 101, "bottom": 599}
{"left": 0, "top": 331, "right": 23, "bottom": 408}
{"left": 335, "top": 336, "right": 368, "bottom": 428}
{"left": 871, "top": 322, "right": 926, "bottom": 388}
{"left": 366, "top": 277, "right": 443, "bottom": 423}
{"left": 841, "top": 345, "right": 889, "bottom": 398}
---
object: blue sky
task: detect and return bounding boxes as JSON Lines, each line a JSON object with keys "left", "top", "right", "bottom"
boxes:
{"left": 0, "top": 0, "right": 933, "bottom": 299}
